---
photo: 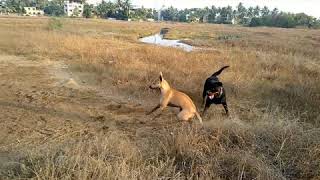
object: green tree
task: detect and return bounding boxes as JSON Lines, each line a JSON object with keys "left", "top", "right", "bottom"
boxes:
{"left": 34, "top": 0, "right": 48, "bottom": 9}
{"left": 44, "top": 0, "right": 64, "bottom": 16}
{"left": 294, "top": 13, "right": 313, "bottom": 26}
{"left": 6, "top": 0, "right": 32, "bottom": 13}
{"left": 261, "top": 6, "right": 270, "bottom": 16}
{"left": 113, "top": 0, "right": 131, "bottom": 20}
{"left": 130, "top": 6, "right": 153, "bottom": 20}
{"left": 218, "top": 5, "right": 233, "bottom": 24}
{"left": 236, "top": 2, "right": 247, "bottom": 24}
{"left": 122, "top": 0, "right": 131, "bottom": 19}
{"left": 83, "top": 3, "right": 93, "bottom": 18}
{"left": 249, "top": 17, "right": 263, "bottom": 27}
{"left": 274, "top": 13, "right": 296, "bottom": 28}
{"left": 207, "top": 5, "right": 218, "bottom": 23}
{"left": 271, "top": 8, "right": 279, "bottom": 16}
{"left": 247, "top": 7, "right": 254, "bottom": 18}
{"left": 162, "top": 6, "right": 179, "bottom": 21}
{"left": 96, "top": 0, "right": 116, "bottom": 18}
{"left": 177, "top": 9, "right": 188, "bottom": 22}
{"left": 253, "top": 6, "right": 260, "bottom": 17}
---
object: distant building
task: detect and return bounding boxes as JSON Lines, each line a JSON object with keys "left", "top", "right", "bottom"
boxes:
{"left": 23, "top": 7, "right": 44, "bottom": 16}
{"left": 86, "top": 0, "right": 102, "bottom": 6}
{"left": 64, "top": 1, "right": 83, "bottom": 17}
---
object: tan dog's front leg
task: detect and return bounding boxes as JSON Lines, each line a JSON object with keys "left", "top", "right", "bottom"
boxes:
{"left": 151, "top": 98, "right": 170, "bottom": 118}
{"left": 153, "top": 103, "right": 168, "bottom": 119}
{"left": 146, "top": 104, "right": 160, "bottom": 115}
{"left": 160, "top": 96, "right": 170, "bottom": 111}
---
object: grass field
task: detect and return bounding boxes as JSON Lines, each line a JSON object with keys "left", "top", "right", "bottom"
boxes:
{"left": 0, "top": 16, "right": 319, "bottom": 179}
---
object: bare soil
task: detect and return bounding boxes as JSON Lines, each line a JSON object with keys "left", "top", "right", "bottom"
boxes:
{"left": 0, "top": 54, "right": 170, "bottom": 152}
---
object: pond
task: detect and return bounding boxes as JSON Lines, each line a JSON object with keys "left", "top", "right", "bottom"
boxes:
{"left": 139, "top": 34, "right": 194, "bottom": 52}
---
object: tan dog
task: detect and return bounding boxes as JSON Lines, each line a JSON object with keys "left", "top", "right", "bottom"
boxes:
{"left": 147, "top": 72, "right": 202, "bottom": 124}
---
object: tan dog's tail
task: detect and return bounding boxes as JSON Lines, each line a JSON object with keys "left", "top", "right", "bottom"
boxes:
{"left": 195, "top": 111, "right": 203, "bottom": 124}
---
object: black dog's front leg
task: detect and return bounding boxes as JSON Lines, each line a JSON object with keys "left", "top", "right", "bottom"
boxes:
{"left": 222, "top": 102, "right": 229, "bottom": 115}
{"left": 202, "top": 88, "right": 209, "bottom": 107}
{"left": 146, "top": 104, "right": 160, "bottom": 115}
{"left": 202, "top": 103, "right": 210, "bottom": 116}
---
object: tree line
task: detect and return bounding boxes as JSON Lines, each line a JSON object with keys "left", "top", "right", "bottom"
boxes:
{"left": 160, "top": 3, "right": 320, "bottom": 28}
{"left": 1, "top": 0, "right": 320, "bottom": 29}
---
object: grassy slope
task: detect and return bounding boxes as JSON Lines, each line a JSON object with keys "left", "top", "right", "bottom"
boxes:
{"left": 0, "top": 16, "right": 319, "bottom": 179}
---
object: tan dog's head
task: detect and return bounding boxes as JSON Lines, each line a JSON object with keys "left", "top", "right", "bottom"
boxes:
{"left": 149, "top": 72, "right": 171, "bottom": 92}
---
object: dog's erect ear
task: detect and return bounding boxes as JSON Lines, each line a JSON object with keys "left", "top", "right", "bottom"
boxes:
{"left": 159, "top": 72, "right": 163, "bottom": 82}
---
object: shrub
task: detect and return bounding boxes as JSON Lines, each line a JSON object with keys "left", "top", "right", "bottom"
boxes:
{"left": 47, "top": 18, "right": 63, "bottom": 31}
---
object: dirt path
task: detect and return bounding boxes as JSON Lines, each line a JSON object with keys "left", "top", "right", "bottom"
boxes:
{"left": 0, "top": 54, "right": 180, "bottom": 152}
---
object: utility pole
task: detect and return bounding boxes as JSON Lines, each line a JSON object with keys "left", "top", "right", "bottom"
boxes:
{"left": 157, "top": 0, "right": 165, "bottom": 21}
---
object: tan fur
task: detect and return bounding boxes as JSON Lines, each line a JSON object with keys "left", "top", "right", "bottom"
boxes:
{"left": 147, "top": 72, "right": 202, "bottom": 124}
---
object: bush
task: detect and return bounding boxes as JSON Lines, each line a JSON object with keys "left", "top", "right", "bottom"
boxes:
{"left": 47, "top": 18, "right": 63, "bottom": 31}
{"left": 249, "top": 14, "right": 297, "bottom": 28}
{"left": 249, "top": 17, "right": 263, "bottom": 27}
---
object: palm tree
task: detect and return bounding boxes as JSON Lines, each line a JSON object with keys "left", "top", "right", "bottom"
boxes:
{"left": 236, "top": 2, "right": 247, "bottom": 24}
{"left": 261, "top": 6, "right": 270, "bottom": 17}
{"left": 247, "top": 7, "right": 254, "bottom": 18}
{"left": 123, "top": 0, "right": 131, "bottom": 18}
{"left": 253, "top": 6, "right": 260, "bottom": 17}
{"left": 271, "top": 8, "right": 279, "bottom": 16}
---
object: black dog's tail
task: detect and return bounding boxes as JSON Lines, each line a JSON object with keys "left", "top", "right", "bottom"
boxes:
{"left": 211, "top": 66, "right": 230, "bottom": 77}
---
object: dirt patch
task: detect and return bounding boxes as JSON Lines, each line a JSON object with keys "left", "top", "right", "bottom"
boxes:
{"left": 0, "top": 54, "right": 154, "bottom": 153}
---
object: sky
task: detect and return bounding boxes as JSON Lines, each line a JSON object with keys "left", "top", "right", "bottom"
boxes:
{"left": 87, "top": 0, "right": 320, "bottom": 18}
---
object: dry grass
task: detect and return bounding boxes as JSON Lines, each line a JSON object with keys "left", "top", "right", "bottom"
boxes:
{"left": 0, "top": 16, "right": 319, "bottom": 179}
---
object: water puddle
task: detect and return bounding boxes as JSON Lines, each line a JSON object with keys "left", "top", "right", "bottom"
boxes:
{"left": 139, "top": 34, "right": 193, "bottom": 52}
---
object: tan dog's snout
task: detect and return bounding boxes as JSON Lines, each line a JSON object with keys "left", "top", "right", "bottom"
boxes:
{"left": 149, "top": 84, "right": 159, "bottom": 89}
{"left": 149, "top": 72, "right": 163, "bottom": 89}
{"left": 149, "top": 80, "right": 160, "bottom": 89}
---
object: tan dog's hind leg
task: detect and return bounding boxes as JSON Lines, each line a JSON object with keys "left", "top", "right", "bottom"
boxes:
{"left": 177, "top": 110, "right": 194, "bottom": 121}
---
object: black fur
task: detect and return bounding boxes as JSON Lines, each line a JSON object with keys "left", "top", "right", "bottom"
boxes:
{"left": 202, "top": 66, "right": 229, "bottom": 115}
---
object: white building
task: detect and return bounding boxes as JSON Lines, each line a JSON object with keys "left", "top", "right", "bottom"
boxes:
{"left": 86, "top": 0, "right": 102, "bottom": 6}
{"left": 23, "top": 7, "right": 44, "bottom": 16}
{"left": 64, "top": 1, "right": 83, "bottom": 17}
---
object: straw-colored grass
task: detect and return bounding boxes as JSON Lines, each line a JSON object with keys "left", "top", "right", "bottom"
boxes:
{"left": 0, "top": 16, "right": 319, "bottom": 179}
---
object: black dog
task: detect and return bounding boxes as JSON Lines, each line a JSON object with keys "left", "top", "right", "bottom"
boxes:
{"left": 202, "top": 66, "right": 229, "bottom": 115}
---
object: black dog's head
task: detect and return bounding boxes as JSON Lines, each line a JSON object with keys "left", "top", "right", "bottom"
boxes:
{"left": 206, "top": 82, "right": 224, "bottom": 99}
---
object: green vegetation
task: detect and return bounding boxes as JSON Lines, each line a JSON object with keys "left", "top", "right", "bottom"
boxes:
{"left": 1, "top": 0, "right": 320, "bottom": 29}
{"left": 83, "top": 3, "right": 93, "bottom": 18}
{"left": 47, "top": 17, "right": 63, "bottom": 30}
{"left": 249, "top": 12, "right": 319, "bottom": 28}
{"left": 43, "top": 0, "right": 64, "bottom": 16}
{"left": 159, "top": 3, "right": 320, "bottom": 28}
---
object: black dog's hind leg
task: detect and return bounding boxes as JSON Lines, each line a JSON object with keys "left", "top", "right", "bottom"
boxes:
{"left": 222, "top": 102, "right": 229, "bottom": 115}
